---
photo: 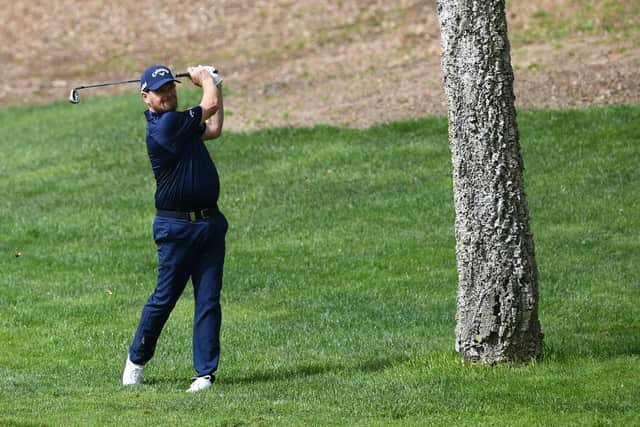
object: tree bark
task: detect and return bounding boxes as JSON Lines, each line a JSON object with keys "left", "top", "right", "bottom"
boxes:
{"left": 437, "top": 0, "right": 543, "bottom": 363}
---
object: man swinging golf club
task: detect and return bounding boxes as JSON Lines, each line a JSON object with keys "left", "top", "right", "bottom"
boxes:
{"left": 122, "top": 64, "right": 227, "bottom": 392}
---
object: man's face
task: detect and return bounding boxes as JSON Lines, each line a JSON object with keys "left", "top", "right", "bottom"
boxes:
{"left": 142, "top": 81, "right": 178, "bottom": 113}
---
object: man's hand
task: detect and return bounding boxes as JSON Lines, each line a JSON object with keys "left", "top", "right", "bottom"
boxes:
{"left": 187, "top": 66, "right": 212, "bottom": 88}
{"left": 187, "top": 65, "right": 223, "bottom": 87}
{"left": 199, "top": 65, "right": 223, "bottom": 87}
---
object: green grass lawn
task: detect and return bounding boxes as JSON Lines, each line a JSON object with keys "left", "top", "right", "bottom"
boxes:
{"left": 0, "top": 96, "right": 638, "bottom": 426}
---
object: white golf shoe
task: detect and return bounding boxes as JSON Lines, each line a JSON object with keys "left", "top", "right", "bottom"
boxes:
{"left": 122, "top": 355, "right": 144, "bottom": 385}
{"left": 187, "top": 375, "right": 214, "bottom": 393}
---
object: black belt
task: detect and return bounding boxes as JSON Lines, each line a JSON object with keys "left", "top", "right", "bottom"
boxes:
{"left": 156, "top": 208, "right": 218, "bottom": 221}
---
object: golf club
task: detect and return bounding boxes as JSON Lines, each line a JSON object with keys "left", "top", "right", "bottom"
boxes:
{"left": 69, "top": 72, "right": 191, "bottom": 104}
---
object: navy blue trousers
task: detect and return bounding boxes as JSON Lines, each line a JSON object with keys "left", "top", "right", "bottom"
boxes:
{"left": 128, "top": 212, "right": 227, "bottom": 376}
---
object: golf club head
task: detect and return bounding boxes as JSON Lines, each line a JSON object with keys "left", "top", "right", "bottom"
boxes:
{"left": 69, "top": 88, "right": 79, "bottom": 104}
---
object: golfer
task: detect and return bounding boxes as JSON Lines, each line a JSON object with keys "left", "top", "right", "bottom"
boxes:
{"left": 122, "top": 64, "right": 227, "bottom": 392}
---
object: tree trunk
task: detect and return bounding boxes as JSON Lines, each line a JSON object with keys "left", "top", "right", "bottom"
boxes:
{"left": 437, "top": 0, "right": 543, "bottom": 363}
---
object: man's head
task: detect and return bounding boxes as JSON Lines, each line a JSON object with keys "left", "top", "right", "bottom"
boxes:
{"left": 140, "top": 65, "right": 181, "bottom": 113}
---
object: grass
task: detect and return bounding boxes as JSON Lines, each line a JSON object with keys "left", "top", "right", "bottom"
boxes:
{"left": 508, "top": 0, "right": 640, "bottom": 45}
{"left": 0, "top": 96, "right": 638, "bottom": 425}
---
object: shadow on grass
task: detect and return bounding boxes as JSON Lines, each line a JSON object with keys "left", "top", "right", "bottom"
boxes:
{"left": 543, "top": 331, "right": 640, "bottom": 362}
{"left": 137, "top": 354, "right": 411, "bottom": 388}
{"left": 224, "top": 353, "right": 412, "bottom": 385}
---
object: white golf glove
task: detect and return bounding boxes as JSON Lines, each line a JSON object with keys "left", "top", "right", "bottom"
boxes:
{"left": 199, "top": 65, "right": 223, "bottom": 87}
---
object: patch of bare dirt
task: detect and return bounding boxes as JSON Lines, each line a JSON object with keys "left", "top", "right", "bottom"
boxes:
{"left": 1, "top": 0, "right": 638, "bottom": 131}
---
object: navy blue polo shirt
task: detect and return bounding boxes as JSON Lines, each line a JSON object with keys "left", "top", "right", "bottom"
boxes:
{"left": 144, "top": 106, "right": 220, "bottom": 211}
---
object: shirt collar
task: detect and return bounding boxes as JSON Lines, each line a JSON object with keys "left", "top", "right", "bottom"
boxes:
{"left": 144, "top": 109, "right": 162, "bottom": 121}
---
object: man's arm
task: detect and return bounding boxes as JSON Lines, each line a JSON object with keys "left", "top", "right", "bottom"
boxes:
{"left": 202, "top": 83, "right": 224, "bottom": 140}
{"left": 187, "top": 66, "right": 218, "bottom": 122}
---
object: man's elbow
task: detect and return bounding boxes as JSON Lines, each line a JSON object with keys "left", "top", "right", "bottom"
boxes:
{"left": 204, "top": 123, "right": 223, "bottom": 140}
{"left": 209, "top": 127, "right": 222, "bottom": 139}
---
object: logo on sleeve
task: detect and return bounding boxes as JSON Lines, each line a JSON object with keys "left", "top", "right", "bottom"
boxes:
{"left": 189, "top": 109, "right": 195, "bottom": 118}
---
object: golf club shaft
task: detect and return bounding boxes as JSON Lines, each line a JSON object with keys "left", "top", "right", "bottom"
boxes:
{"left": 73, "top": 73, "right": 190, "bottom": 90}
{"left": 69, "top": 72, "right": 191, "bottom": 104}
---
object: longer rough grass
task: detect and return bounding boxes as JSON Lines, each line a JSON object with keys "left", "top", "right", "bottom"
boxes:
{"left": 0, "top": 98, "right": 638, "bottom": 426}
